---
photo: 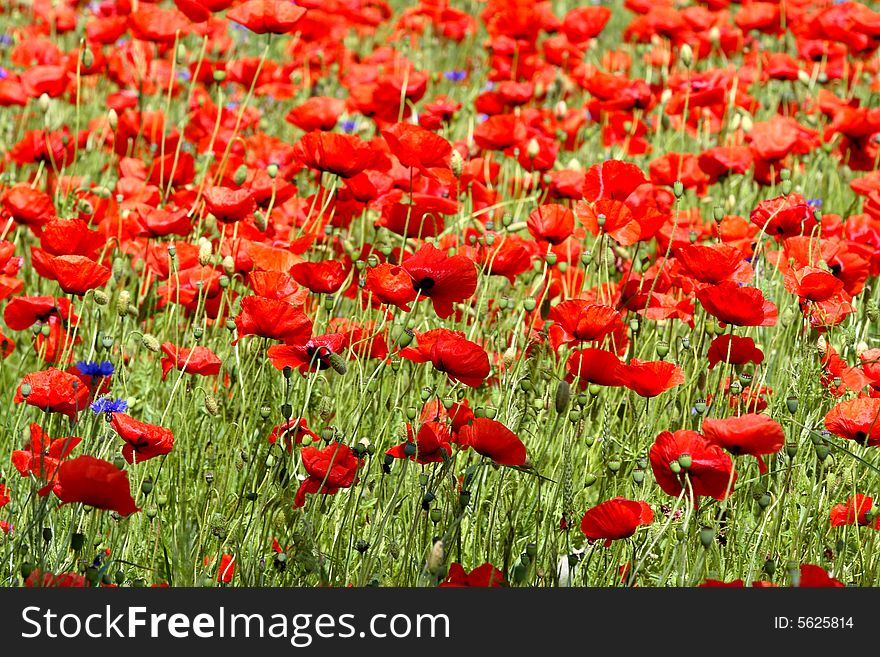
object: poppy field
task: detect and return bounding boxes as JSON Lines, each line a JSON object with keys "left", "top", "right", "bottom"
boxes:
{"left": 2, "top": 0, "right": 880, "bottom": 590}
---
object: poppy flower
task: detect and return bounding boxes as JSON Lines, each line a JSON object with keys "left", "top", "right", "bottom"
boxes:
{"left": 290, "top": 260, "right": 349, "bottom": 294}
{"left": 562, "top": 6, "right": 612, "bottom": 44}
{"left": 565, "top": 348, "right": 625, "bottom": 388}
{"left": 701, "top": 413, "right": 785, "bottom": 474}
{"left": 580, "top": 497, "right": 653, "bottom": 547}
{"left": 292, "top": 131, "right": 377, "bottom": 178}
{"left": 706, "top": 335, "right": 764, "bottom": 369}
{"left": 285, "top": 96, "right": 345, "bottom": 132}
{"left": 45, "top": 255, "right": 112, "bottom": 296}
{"left": 783, "top": 266, "right": 845, "bottom": 302}
{"left": 363, "top": 263, "right": 419, "bottom": 311}
{"left": 381, "top": 122, "right": 452, "bottom": 173}
{"left": 3, "top": 295, "right": 76, "bottom": 331}
{"left": 24, "top": 571, "right": 90, "bottom": 588}
{"left": 650, "top": 429, "right": 736, "bottom": 500}
{"left": 458, "top": 418, "right": 526, "bottom": 466}
{"left": 0, "top": 484, "right": 8, "bottom": 510}
{"left": 830, "top": 494, "right": 880, "bottom": 529}
{"left": 401, "top": 243, "right": 477, "bottom": 319}
{"left": 675, "top": 243, "right": 752, "bottom": 285}
{"left": 798, "top": 565, "right": 844, "bottom": 588}
{"left": 548, "top": 301, "right": 624, "bottom": 350}
{"left": 267, "top": 418, "right": 319, "bottom": 453}
{"left": 42, "top": 455, "right": 139, "bottom": 517}
{"left": 617, "top": 359, "right": 684, "bottom": 398}
{"left": 267, "top": 333, "right": 346, "bottom": 373}
{"left": 203, "top": 186, "right": 255, "bottom": 223}
{"left": 440, "top": 562, "right": 506, "bottom": 587}
{"left": 696, "top": 282, "right": 778, "bottom": 327}
{"left": 15, "top": 368, "right": 91, "bottom": 420}
{"left": 428, "top": 331, "right": 490, "bottom": 388}
{"left": 226, "top": 0, "right": 307, "bottom": 34}
{"left": 824, "top": 397, "right": 880, "bottom": 446}
{"left": 110, "top": 413, "right": 175, "bottom": 464}
{"left": 216, "top": 554, "right": 236, "bottom": 583}
{"left": 750, "top": 194, "right": 818, "bottom": 240}
{"left": 386, "top": 421, "right": 452, "bottom": 464}
{"left": 11, "top": 423, "right": 81, "bottom": 480}
{"left": 294, "top": 442, "right": 361, "bottom": 508}
{"left": 159, "top": 343, "right": 222, "bottom": 380}
{"left": 527, "top": 204, "right": 575, "bottom": 245}
{"left": 233, "top": 296, "right": 313, "bottom": 345}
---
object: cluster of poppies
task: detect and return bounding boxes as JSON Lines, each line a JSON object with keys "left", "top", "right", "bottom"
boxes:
{"left": 2, "top": 0, "right": 880, "bottom": 588}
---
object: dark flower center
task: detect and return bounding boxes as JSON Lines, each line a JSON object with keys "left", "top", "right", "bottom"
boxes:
{"left": 415, "top": 277, "right": 435, "bottom": 291}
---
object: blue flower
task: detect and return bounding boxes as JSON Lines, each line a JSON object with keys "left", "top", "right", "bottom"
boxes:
{"left": 76, "top": 360, "right": 115, "bottom": 378}
{"left": 0, "top": 68, "right": 7, "bottom": 80}
{"left": 90, "top": 397, "right": 128, "bottom": 415}
{"left": 340, "top": 120, "right": 357, "bottom": 134}
{"left": 444, "top": 70, "right": 467, "bottom": 82}
{"left": 807, "top": 198, "right": 823, "bottom": 208}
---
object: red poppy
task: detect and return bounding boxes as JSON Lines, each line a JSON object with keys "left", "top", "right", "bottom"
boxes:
{"left": 226, "top": 0, "right": 307, "bottom": 34}
{"left": 294, "top": 442, "right": 361, "bottom": 508}
{"left": 565, "top": 348, "right": 625, "bottom": 388}
{"left": 617, "top": 359, "right": 684, "bottom": 398}
{"left": 798, "top": 565, "right": 844, "bottom": 588}
{"left": 562, "top": 6, "right": 612, "bottom": 44}
{"left": 381, "top": 122, "right": 452, "bottom": 173}
{"left": 0, "top": 484, "right": 7, "bottom": 510}
{"left": 706, "top": 335, "right": 764, "bottom": 369}
{"left": 701, "top": 413, "right": 785, "bottom": 474}
{"left": 233, "top": 296, "right": 313, "bottom": 345}
{"left": 580, "top": 497, "right": 653, "bottom": 547}
{"left": 25, "top": 571, "right": 90, "bottom": 588}
{"left": 750, "top": 194, "right": 818, "bottom": 240}
{"left": 290, "top": 260, "right": 349, "bottom": 294}
{"left": 203, "top": 186, "right": 255, "bottom": 223}
{"left": 429, "top": 331, "right": 490, "bottom": 388}
{"left": 401, "top": 243, "right": 477, "bottom": 319}
{"left": 46, "top": 255, "right": 112, "bottom": 296}
{"left": 285, "top": 96, "right": 345, "bottom": 132}
{"left": 783, "top": 266, "right": 845, "bottom": 302}
{"left": 386, "top": 421, "right": 452, "bottom": 464}
{"left": 15, "top": 368, "right": 91, "bottom": 420}
{"left": 458, "top": 418, "right": 526, "bottom": 466}
{"left": 696, "top": 282, "right": 778, "bottom": 327}
{"left": 160, "top": 343, "right": 222, "bottom": 380}
{"left": 363, "top": 263, "right": 419, "bottom": 311}
{"left": 3, "top": 295, "right": 76, "bottom": 331}
{"left": 43, "top": 455, "right": 140, "bottom": 517}
{"left": 527, "top": 204, "right": 575, "bottom": 245}
{"left": 824, "top": 397, "right": 880, "bottom": 446}
{"left": 11, "top": 423, "right": 81, "bottom": 480}
{"left": 216, "top": 554, "right": 236, "bottom": 583}
{"left": 650, "top": 429, "right": 736, "bottom": 500}
{"left": 110, "top": 413, "right": 175, "bottom": 465}
{"left": 675, "top": 243, "right": 752, "bottom": 285}
{"left": 37, "top": 218, "right": 105, "bottom": 260}
{"left": 830, "top": 494, "right": 880, "bottom": 529}
{"left": 548, "top": 301, "right": 624, "bottom": 350}
{"left": 267, "top": 333, "right": 346, "bottom": 373}
{"left": 440, "top": 562, "right": 506, "bottom": 587}
{"left": 293, "top": 131, "right": 377, "bottom": 178}
{"left": 267, "top": 418, "right": 319, "bottom": 453}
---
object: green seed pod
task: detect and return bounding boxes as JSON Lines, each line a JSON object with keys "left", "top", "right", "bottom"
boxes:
{"left": 656, "top": 341, "right": 669, "bottom": 359}
{"left": 694, "top": 399, "right": 707, "bottom": 414}
{"left": 786, "top": 396, "right": 798, "bottom": 414}
{"left": 763, "top": 559, "right": 775, "bottom": 576}
{"left": 673, "top": 180, "right": 684, "bottom": 198}
{"left": 607, "top": 458, "right": 622, "bottom": 472}
{"left": 815, "top": 443, "right": 830, "bottom": 461}
{"left": 328, "top": 352, "right": 348, "bottom": 375}
{"left": 141, "top": 480, "right": 153, "bottom": 495}
{"left": 523, "top": 298, "right": 536, "bottom": 312}
{"left": 113, "top": 456, "right": 126, "bottom": 470}
{"left": 266, "top": 163, "right": 279, "bottom": 179}
{"left": 785, "top": 441, "right": 798, "bottom": 459}
{"left": 42, "top": 527, "right": 52, "bottom": 543}
{"left": 669, "top": 460, "right": 682, "bottom": 475}
{"left": 93, "top": 290, "right": 109, "bottom": 306}
{"left": 758, "top": 493, "right": 771, "bottom": 509}
{"left": 355, "top": 539, "right": 369, "bottom": 553}
{"left": 545, "top": 252, "right": 557, "bottom": 267}
{"left": 583, "top": 474, "right": 597, "bottom": 488}
{"left": 588, "top": 383, "right": 601, "bottom": 396}
{"left": 555, "top": 380, "right": 571, "bottom": 414}
{"left": 699, "top": 526, "right": 714, "bottom": 548}
{"left": 632, "top": 469, "right": 645, "bottom": 484}
{"left": 678, "top": 454, "right": 692, "bottom": 470}
{"left": 429, "top": 508, "right": 442, "bottom": 523}
{"left": 70, "top": 532, "right": 85, "bottom": 552}
{"left": 115, "top": 569, "right": 126, "bottom": 585}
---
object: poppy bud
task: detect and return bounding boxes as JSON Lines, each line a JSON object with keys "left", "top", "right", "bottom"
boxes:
{"left": 607, "top": 458, "right": 622, "bottom": 472}
{"left": 404, "top": 442, "right": 417, "bottom": 457}
{"left": 569, "top": 410, "right": 581, "bottom": 422}
{"left": 655, "top": 341, "right": 669, "bottom": 359}
{"left": 115, "top": 570, "right": 125, "bottom": 585}
{"left": 42, "top": 527, "right": 52, "bottom": 543}
{"left": 142, "top": 334, "right": 161, "bottom": 352}
{"left": 523, "top": 298, "right": 536, "bottom": 312}
{"left": 678, "top": 454, "right": 692, "bottom": 470}
{"left": 633, "top": 469, "right": 645, "bottom": 484}
{"left": 232, "top": 164, "right": 248, "bottom": 187}
{"left": 205, "top": 395, "right": 219, "bottom": 416}
{"left": 669, "top": 460, "right": 682, "bottom": 475}
{"left": 327, "top": 352, "right": 348, "bottom": 375}
{"left": 390, "top": 324, "right": 413, "bottom": 348}
{"left": 583, "top": 474, "right": 597, "bottom": 487}
{"left": 781, "top": 180, "right": 792, "bottom": 195}
{"left": 70, "top": 532, "right": 85, "bottom": 552}
{"left": 450, "top": 150, "right": 463, "bottom": 178}
{"left": 526, "top": 138, "right": 540, "bottom": 160}
{"left": 20, "top": 561, "right": 33, "bottom": 581}
{"left": 266, "top": 163, "right": 279, "bottom": 179}
{"left": 713, "top": 206, "right": 724, "bottom": 222}
{"left": 40, "top": 323, "right": 51, "bottom": 337}
{"left": 459, "top": 490, "right": 471, "bottom": 507}
{"left": 146, "top": 507, "right": 157, "bottom": 520}
{"left": 355, "top": 539, "right": 369, "bottom": 553}
{"left": 545, "top": 252, "right": 557, "bottom": 267}
{"left": 205, "top": 471, "right": 215, "bottom": 484}
{"left": 588, "top": 383, "right": 601, "bottom": 395}
{"left": 699, "top": 527, "right": 714, "bottom": 548}
{"left": 113, "top": 456, "right": 126, "bottom": 470}
{"left": 786, "top": 396, "right": 798, "bottom": 414}
{"left": 426, "top": 539, "right": 444, "bottom": 575}
{"left": 192, "top": 326, "right": 204, "bottom": 341}
{"left": 429, "top": 508, "right": 442, "bottom": 523}
{"left": 673, "top": 181, "right": 684, "bottom": 198}
{"left": 596, "top": 213, "right": 606, "bottom": 227}
{"left": 580, "top": 250, "right": 593, "bottom": 266}
{"left": 763, "top": 559, "right": 775, "bottom": 576}
{"left": 141, "top": 480, "right": 153, "bottom": 495}
{"left": 785, "top": 441, "right": 797, "bottom": 459}
{"left": 420, "top": 387, "right": 433, "bottom": 402}
{"left": 680, "top": 43, "right": 693, "bottom": 68}
{"left": 758, "top": 493, "right": 771, "bottom": 509}
{"left": 20, "top": 383, "right": 32, "bottom": 398}
{"left": 815, "top": 443, "right": 830, "bottom": 461}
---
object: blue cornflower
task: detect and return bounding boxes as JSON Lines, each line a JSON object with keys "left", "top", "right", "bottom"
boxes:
{"left": 177, "top": 70, "right": 192, "bottom": 82}
{"left": 76, "top": 360, "right": 115, "bottom": 378}
{"left": 807, "top": 198, "right": 823, "bottom": 208}
{"left": 340, "top": 119, "right": 357, "bottom": 134}
{"left": 444, "top": 70, "right": 467, "bottom": 82}
{"left": 0, "top": 68, "right": 7, "bottom": 80}
{"left": 90, "top": 396, "right": 128, "bottom": 416}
